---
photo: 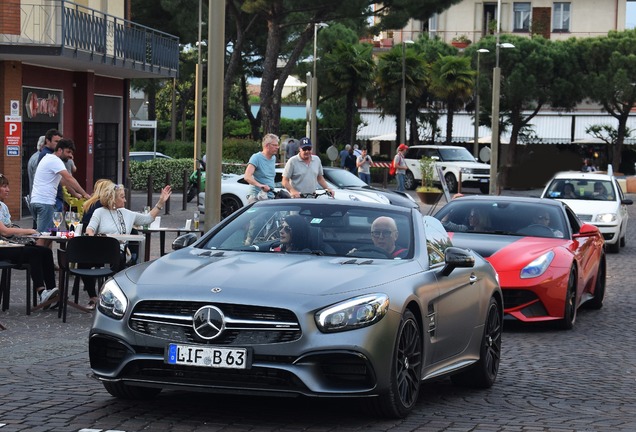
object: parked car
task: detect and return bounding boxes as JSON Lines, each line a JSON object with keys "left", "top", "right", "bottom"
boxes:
{"left": 541, "top": 171, "right": 632, "bottom": 253}
{"left": 434, "top": 195, "right": 606, "bottom": 330}
{"left": 89, "top": 199, "right": 502, "bottom": 418}
{"left": 199, "top": 167, "right": 418, "bottom": 217}
{"left": 403, "top": 145, "right": 490, "bottom": 193}
{"left": 129, "top": 151, "right": 172, "bottom": 162}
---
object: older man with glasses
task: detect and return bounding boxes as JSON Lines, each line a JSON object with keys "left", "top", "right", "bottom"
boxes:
{"left": 244, "top": 133, "right": 280, "bottom": 203}
{"left": 282, "top": 137, "right": 333, "bottom": 198}
{"left": 370, "top": 216, "right": 408, "bottom": 258}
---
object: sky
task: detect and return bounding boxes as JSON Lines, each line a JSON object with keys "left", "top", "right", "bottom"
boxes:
{"left": 628, "top": 2, "right": 636, "bottom": 29}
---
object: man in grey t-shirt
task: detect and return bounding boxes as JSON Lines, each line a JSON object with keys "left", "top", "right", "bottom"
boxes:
{"left": 282, "top": 137, "right": 333, "bottom": 197}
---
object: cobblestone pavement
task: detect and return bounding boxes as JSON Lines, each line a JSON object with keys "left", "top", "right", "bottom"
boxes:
{"left": 1, "top": 188, "right": 636, "bottom": 431}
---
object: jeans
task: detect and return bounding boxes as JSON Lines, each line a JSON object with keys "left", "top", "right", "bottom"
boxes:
{"left": 30, "top": 202, "right": 55, "bottom": 232}
{"left": 359, "top": 172, "right": 371, "bottom": 185}
{"left": 396, "top": 173, "right": 405, "bottom": 192}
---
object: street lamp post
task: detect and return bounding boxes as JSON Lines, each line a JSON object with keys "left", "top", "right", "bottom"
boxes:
{"left": 488, "top": 0, "right": 514, "bottom": 195}
{"left": 473, "top": 48, "right": 490, "bottom": 158}
{"left": 194, "top": 0, "right": 203, "bottom": 170}
{"left": 400, "top": 40, "right": 414, "bottom": 146}
{"left": 311, "top": 23, "right": 328, "bottom": 154}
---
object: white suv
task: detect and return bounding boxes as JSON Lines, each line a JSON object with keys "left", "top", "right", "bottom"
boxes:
{"left": 403, "top": 145, "right": 490, "bottom": 193}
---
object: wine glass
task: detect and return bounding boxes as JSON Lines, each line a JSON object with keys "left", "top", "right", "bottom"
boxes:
{"left": 65, "top": 211, "right": 73, "bottom": 231}
{"left": 53, "top": 212, "right": 63, "bottom": 232}
{"left": 71, "top": 212, "right": 80, "bottom": 231}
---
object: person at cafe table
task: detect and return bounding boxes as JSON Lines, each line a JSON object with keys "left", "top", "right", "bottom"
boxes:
{"left": 86, "top": 182, "right": 171, "bottom": 239}
{"left": 0, "top": 173, "right": 59, "bottom": 307}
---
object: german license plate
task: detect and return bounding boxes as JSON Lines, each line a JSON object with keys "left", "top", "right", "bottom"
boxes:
{"left": 166, "top": 344, "right": 248, "bottom": 369}
{"left": 480, "top": 179, "right": 489, "bottom": 183}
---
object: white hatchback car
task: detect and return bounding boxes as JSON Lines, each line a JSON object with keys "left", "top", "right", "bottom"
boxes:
{"left": 541, "top": 171, "right": 633, "bottom": 252}
{"left": 402, "top": 145, "right": 490, "bottom": 193}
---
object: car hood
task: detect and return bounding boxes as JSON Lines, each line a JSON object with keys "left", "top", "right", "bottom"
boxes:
{"left": 331, "top": 188, "right": 391, "bottom": 205}
{"left": 338, "top": 185, "right": 418, "bottom": 208}
{"left": 554, "top": 199, "right": 620, "bottom": 216}
{"left": 449, "top": 232, "right": 565, "bottom": 271}
{"left": 123, "top": 248, "right": 419, "bottom": 297}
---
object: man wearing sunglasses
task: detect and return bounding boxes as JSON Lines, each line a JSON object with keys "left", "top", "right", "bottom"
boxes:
{"left": 282, "top": 137, "right": 333, "bottom": 198}
{"left": 370, "top": 216, "right": 408, "bottom": 258}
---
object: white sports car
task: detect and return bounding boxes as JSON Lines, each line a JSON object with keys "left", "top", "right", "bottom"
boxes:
{"left": 200, "top": 168, "right": 417, "bottom": 218}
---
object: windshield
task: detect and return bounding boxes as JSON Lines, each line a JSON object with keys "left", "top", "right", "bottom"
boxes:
{"left": 544, "top": 178, "right": 615, "bottom": 201}
{"left": 200, "top": 202, "right": 413, "bottom": 259}
{"left": 323, "top": 169, "right": 368, "bottom": 188}
{"left": 437, "top": 147, "right": 477, "bottom": 162}
{"left": 434, "top": 200, "right": 567, "bottom": 239}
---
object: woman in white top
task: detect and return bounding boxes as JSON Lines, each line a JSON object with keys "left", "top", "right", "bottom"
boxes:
{"left": 86, "top": 183, "right": 171, "bottom": 237}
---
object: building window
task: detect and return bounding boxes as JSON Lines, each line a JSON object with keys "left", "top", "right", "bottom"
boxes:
{"left": 513, "top": 3, "right": 531, "bottom": 31}
{"left": 426, "top": 13, "right": 438, "bottom": 38}
{"left": 553, "top": 2, "right": 570, "bottom": 32}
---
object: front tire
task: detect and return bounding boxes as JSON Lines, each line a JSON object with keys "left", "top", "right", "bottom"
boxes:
{"left": 186, "top": 185, "right": 198, "bottom": 202}
{"left": 558, "top": 267, "right": 577, "bottom": 330}
{"left": 450, "top": 297, "right": 501, "bottom": 388}
{"left": 372, "top": 309, "right": 422, "bottom": 418}
{"left": 444, "top": 173, "right": 458, "bottom": 193}
{"left": 220, "top": 194, "right": 243, "bottom": 219}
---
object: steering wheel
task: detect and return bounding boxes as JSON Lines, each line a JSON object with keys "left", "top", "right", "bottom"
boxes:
{"left": 347, "top": 245, "right": 391, "bottom": 259}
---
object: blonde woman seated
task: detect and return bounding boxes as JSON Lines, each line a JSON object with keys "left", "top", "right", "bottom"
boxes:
{"left": 86, "top": 183, "right": 171, "bottom": 238}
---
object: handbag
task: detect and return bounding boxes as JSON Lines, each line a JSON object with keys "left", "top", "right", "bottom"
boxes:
{"left": 389, "top": 160, "right": 396, "bottom": 176}
{"left": 1, "top": 235, "right": 36, "bottom": 246}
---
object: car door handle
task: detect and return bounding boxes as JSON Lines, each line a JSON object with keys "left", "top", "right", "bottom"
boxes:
{"left": 469, "top": 274, "right": 478, "bottom": 284}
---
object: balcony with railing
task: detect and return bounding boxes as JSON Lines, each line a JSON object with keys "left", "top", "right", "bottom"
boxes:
{"left": 0, "top": 1, "right": 179, "bottom": 79}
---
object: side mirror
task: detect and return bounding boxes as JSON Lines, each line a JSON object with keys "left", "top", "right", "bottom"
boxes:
{"left": 440, "top": 246, "right": 475, "bottom": 276}
{"left": 573, "top": 223, "right": 600, "bottom": 239}
{"left": 622, "top": 198, "right": 633, "bottom": 205}
{"left": 172, "top": 233, "right": 199, "bottom": 250}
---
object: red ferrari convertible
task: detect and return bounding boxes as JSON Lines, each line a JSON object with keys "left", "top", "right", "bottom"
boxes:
{"left": 434, "top": 196, "right": 605, "bottom": 330}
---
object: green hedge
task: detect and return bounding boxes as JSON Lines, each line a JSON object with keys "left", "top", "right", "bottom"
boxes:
{"left": 129, "top": 157, "right": 250, "bottom": 191}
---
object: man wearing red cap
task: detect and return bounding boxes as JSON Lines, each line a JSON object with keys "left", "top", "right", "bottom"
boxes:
{"left": 394, "top": 144, "right": 409, "bottom": 192}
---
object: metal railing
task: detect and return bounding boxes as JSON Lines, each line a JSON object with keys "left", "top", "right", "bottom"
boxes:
{"left": 0, "top": 1, "right": 179, "bottom": 76}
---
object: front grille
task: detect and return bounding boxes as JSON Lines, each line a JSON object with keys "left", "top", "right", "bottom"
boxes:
{"left": 472, "top": 168, "right": 490, "bottom": 175}
{"left": 502, "top": 289, "right": 539, "bottom": 309}
{"left": 129, "top": 301, "right": 302, "bottom": 345}
{"left": 120, "top": 359, "right": 308, "bottom": 392}
{"left": 578, "top": 214, "right": 593, "bottom": 222}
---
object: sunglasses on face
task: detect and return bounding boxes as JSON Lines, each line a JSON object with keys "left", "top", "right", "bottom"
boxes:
{"left": 301, "top": 147, "right": 312, "bottom": 152}
{"left": 280, "top": 225, "right": 292, "bottom": 234}
{"left": 537, "top": 215, "right": 550, "bottom": 221}
{"left": 371, "top": 229, "right": 394, "bottom": 238}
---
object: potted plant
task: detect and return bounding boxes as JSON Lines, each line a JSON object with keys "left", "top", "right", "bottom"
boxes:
{"left": 451, "top": 35, "right": 471, "bottom": 49}
{"left": 416, "top": 156, "right": 443, "bottom": 204}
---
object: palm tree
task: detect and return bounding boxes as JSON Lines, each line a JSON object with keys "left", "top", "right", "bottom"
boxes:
{"left": 429, "top": 55, "right": 475, "bottom": 145}
{"left": 375, "top": 44, "right": 429, "bottom": 145}
{"left": 323, "top": 41, "right": 375, "bottom": 146}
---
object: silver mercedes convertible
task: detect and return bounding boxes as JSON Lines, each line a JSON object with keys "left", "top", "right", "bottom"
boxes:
{"left": 89, "top": 199, "right": 502, "bottom": 418}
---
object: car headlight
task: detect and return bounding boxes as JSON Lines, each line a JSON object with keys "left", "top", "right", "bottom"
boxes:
{"left": 520, "top": 251, "right": 554, "bottom": 279}
{"left": 460, "top": 167, "right": 473, "bottom": 174}
{"left": 347, "top": 194, "right": 361, "bottom": 201}
{"left": 315, "top": 294, "right": 389, "bottom": 333}
{"left": 98, "top": 279, "right": 129, "bottom": 319}
{"left": 594, "top": 213, "right": 617, "bottom": 223}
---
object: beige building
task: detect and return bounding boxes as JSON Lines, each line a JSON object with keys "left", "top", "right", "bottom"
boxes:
{"left": 378, "top": 1, "right": 629, "bottom": 46}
